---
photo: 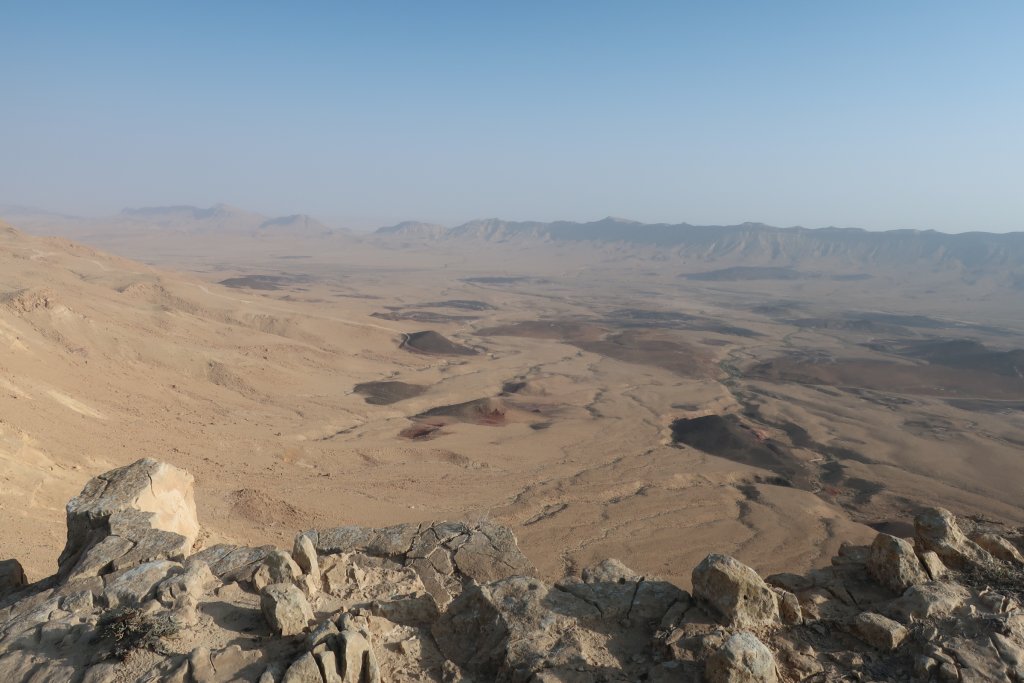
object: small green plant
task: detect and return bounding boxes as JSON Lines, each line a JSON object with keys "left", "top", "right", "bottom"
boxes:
{"left": 93, "top": 607, "right": 179, "bottom": 660}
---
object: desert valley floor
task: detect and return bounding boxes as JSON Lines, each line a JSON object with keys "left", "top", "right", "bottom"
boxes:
{"left": 2, "top": 222, "right": 1023, "bottom": 589}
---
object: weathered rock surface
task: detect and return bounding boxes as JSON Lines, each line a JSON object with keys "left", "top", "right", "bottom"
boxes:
{"left": 867, "top": 533, "right": 929, "bottom": 593}
{"left": 0, "top": 559, "right": 26, "bottom": 599}
{"left": 58, "top": 458, "right": 199, "bottom": 580}
{"left": 706, "top": 632, "right": 778, "bottom": 683}
{"left": 914, "top": 507, "right": 994, "bottom": 570}
{"left": 261, "top": 582, "right": 314, "bottom": 636}
{"left": 692, "top": 553, "right": 780, "bottom": 629}
{"left": 2, "top": 460, "right": 1024, "bottom": 682}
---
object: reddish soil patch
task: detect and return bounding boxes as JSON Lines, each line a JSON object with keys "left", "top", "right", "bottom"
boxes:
{"left": 398, "top": 424, "right": 444, "bottom": 440}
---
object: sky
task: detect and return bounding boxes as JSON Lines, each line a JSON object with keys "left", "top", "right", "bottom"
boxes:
{"left": 2, "top": 2, "right": 1022, "bottom": 232}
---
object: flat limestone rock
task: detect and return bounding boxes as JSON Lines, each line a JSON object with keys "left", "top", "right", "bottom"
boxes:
{"left": 853, "top": 611, "right": 908, "bottom": 651}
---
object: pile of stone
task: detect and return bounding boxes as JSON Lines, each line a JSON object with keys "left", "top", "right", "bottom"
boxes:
{"left": 1, "top": 458, "right": 1023, "bottom": 682}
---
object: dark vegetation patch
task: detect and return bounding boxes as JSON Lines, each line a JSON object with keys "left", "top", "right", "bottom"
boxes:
{"left": 353, "top": 380, "right": 427, "bottom": 405}
{"left": 749, "top": 302, "right": 804, "bottom": 315}
{"left": 400, "top": 331, "right": 479, "bottom": 356}
{"left": 93, "top": 607, "right": 179, "bottom": 660}
{"left": 573, "top": 331, "right": 713, "bottom": 378}
{"left": 747, "top": 353, "right": 1024, "bottom": 400}
{"left": 866, "top": 338, "right": 1024, "bottom": 377}
{"left": 461, "top": 276, "right": 533, "bottom": 285}
{"left": 684, "top": 266, "right": 870, "bottom": 282}
{"left": 418, "top": 300, "right": 495, "bottom": 311}
{"left": 477, "top": 320, "right": 604, "bottom": 340}
{"left": 601, "top": 308, "right": 761, "bottom": 337}
{"left": 373, "top": 310, "right": 477, "bottom": 323}
{"left": 684, "top": 266, "right": 805, "bottom": 281}
{"left": 945, "top": 398, "right": 1024, "bottom": 414}
{"left": 218, "top": 274, "right": 313, "bottom": 290}
{"left": 790, "top": 312, "right": 1006, "bottom": 336}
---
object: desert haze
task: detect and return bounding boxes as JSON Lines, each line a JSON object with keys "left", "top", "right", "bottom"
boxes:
{"left": 1, "top": 207, "right": 1022, "bottom": 592}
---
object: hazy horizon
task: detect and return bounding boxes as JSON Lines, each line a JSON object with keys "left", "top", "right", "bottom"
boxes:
{"left": 4, "top": 2, "right": 1022, "bottom": 233}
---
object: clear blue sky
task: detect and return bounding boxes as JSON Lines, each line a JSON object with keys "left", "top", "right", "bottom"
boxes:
{"left": 2, "top": 1, "right": 1022, "bottom": 232}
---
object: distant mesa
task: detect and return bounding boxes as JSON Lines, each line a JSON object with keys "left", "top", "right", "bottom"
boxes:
{"left": 418, "top": 299, "right": 495, "bottom": 311}
{"left": 218, "top": 274, "right": 313, "bottom": 291}
{"left": 670, "top": 414, "right": 803, "bottom": 485}
{"left": 353, "top": 380, "right": 427, "bottom": 405}
{"left": 412, "top": 397, "right": 509, "bottom": 427}
{"left": 399, "top": 331, "right": 478, "bottom": 356}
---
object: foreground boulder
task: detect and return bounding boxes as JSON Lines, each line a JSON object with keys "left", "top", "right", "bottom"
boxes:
{"left": 0, "top": 559, "right": 26, "bottom": 600}
{"left": 706, "top": 632, "right": 778, "bottom": 683}
{"left": 692, "top": 554, "right": 780, "bottom": 629}
{"left": 261, "top": 582, "right": 315, "bottom": 636}
{"left": 914, "top": 507, "right": 994, "bottom": 570}
{"left": 867, "top": 533, "right": 929, "bottom": 593}
{"left": 57, "top": 458, "right": 199, "bottom": 580}
{"left": 2, "top": 459, "right": 1024, "bottom": 683}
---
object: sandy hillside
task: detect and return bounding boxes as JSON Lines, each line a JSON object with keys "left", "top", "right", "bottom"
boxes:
{"left": 2, "top": 219, "right": 1022, "bottom": 592}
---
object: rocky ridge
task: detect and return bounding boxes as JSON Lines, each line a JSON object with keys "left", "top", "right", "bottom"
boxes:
{"left": 1, "top": 459, "right": 1024, "bottom": 682}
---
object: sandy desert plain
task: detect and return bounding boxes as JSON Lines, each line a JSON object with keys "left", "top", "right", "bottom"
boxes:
{"left": 1, "top": 213, "right": 1023, "bottom": 593}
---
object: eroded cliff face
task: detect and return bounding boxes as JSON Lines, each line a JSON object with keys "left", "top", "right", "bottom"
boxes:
{"left": 1, "top": 459, "right": 1023, "bottom": 682}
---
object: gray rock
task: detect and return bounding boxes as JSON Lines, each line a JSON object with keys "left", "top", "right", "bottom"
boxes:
{"left": 918, "top": 550, "right": 947, "bottom": 581}
{"left": 433, "top": 576, "right": 600, "bottom": 679}
{"left": 853, "top": 612, "right": 908, "bottom": 651}
{"left": 581, "top": 558, "right": 640, "bottom": 584}
{"left": 971, "top": 532, "right": 1024, "bottom": 566}
{"left": 451, "top": 523, "right": 534, "bottom": 583}
{"left": 338, "top": 629, "right": 382, "bottom": 683}
{"left": 914, "top": 508, "right": 993, "bottom": 570}
{"left": 890, "top": 582, "right": 970, "bottom": 621}
{"left": 261, "top": 583, "right": 314, "bottom": 636}
{"left": 253, "top": 550, "right": 303, "bottom": 592}
{"left": 157, "top": 559, "right": 216, "bottom": 606}
{"left": 706, "top": 632, "right": 778, "bottom": 683}
{"left": 103, "top": 560, "right": 180, "bottom": 608}
{"left": 0, "top": 559, "right": 26, "bottom": 599}
{"left": 58, "top": 458, "right": 199, "bottom": 580}
{"left": 293, "top": 534, "right": 320, "bottom": 579}
{"left": 282, "top": 652, "right": 321, "bottom": 683}
{"left": 867, "top": 533, "right": 929, "bottom": 593}
{"left": 692, "top": 554, "right": 780, "bottom": 629}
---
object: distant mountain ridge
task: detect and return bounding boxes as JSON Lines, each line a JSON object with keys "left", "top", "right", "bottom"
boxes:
{"left": 115, "top": 203, "right": 337, "bottom": 236}
{"left": 376, "top": 217, "right": 1024, "bottom": 274}
{"left": 0, "top": 203, "right": 343, "bottom": 238}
